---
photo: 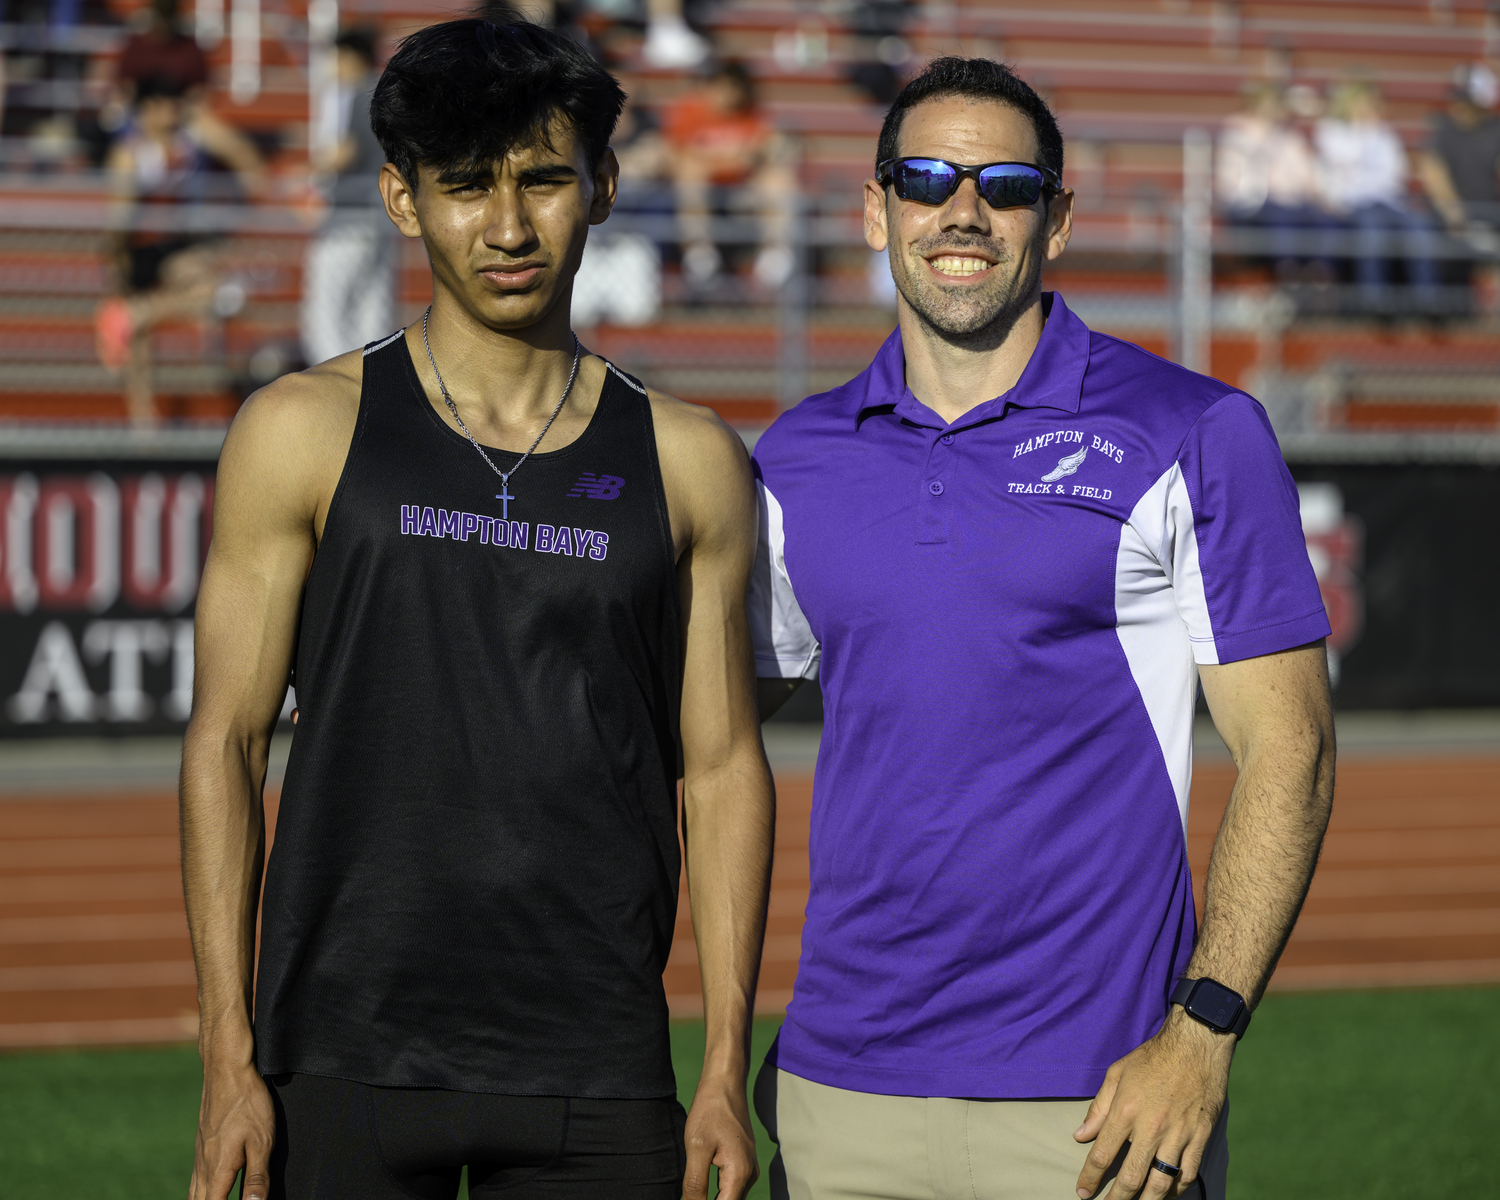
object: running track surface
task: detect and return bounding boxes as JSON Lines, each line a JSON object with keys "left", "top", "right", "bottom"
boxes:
{"left": 1, "top": 759, "right": 1497, "bottom": 1047}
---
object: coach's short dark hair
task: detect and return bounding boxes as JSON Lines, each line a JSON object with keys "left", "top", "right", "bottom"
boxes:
{"left": 370, "top": 19, "right": 625, "bottom": 190}
{"left": 876, "top": 57, "right": 1063, "bottom": 181}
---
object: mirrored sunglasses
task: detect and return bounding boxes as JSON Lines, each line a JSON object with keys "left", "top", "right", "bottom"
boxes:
{"left": 877, "top": 158, "right": 1060, "bottom": 209}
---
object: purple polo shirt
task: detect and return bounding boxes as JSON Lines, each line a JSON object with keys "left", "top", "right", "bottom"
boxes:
{"left": 749, "top": 293, "right": 1329, "bottom": 1099}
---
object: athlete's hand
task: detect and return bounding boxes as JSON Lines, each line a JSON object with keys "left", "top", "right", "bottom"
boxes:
{"left": 189, "top": 1059, "right": 276, "bottom": 1200}
{"left": 682, "top": 1072, "right": 759, "bottom": 1200}
{"left": 1073, "top": 1011, "right": 1233, "bottom": 1200}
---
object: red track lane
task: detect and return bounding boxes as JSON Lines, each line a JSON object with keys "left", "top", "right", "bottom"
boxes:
{"left": 2, "top": 759, "right": 1497, "bottom": 1046}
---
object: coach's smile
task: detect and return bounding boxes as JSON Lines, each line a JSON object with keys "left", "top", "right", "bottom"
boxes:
{"left": 926, "top": 252, "right": 996, "bottom": 279}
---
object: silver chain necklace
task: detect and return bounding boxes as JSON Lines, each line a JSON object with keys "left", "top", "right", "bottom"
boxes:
{"left": 421, "top": 305, "right": 581, "bottom": 520}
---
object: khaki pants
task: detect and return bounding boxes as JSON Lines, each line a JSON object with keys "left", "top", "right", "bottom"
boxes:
{"left": 753, "top": 1064, "right": 1229, "bottom": 1200}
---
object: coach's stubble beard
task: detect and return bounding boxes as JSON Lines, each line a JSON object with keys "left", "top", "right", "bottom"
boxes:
{"left": 890, "top": 218, "right": 1049, "bottom": 354}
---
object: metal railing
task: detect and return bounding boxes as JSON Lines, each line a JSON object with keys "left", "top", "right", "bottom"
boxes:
{"left": 0, "top": 157, "right": 1497, "bottom": 451}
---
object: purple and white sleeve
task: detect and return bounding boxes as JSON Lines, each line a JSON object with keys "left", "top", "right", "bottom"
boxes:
{"left": 748, "top": 478, "right": 821, "bottom": 680}
{"left": 1171, "top": 394, "right": 1331, "bottom": 665}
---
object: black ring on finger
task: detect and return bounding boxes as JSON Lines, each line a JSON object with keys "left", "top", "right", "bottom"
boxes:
{"left": 1150, "top": 1159, "right": 1182, "bottom": 1178}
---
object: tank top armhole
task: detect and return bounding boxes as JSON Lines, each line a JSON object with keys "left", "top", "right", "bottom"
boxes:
{"left": 316, "top": 335, "right": 387, "bottom": 547}
{"left": 621, "top": 366, "right": 679, "bottom": 585}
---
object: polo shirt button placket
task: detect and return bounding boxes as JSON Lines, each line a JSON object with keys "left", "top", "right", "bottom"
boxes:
{"left": 916, "top": 427, "right": 951, "bottom": 545}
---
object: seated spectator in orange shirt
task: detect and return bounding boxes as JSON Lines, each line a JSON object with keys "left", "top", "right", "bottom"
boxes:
{"left": 662, "top": 62, "right": 797, "bottom": 288}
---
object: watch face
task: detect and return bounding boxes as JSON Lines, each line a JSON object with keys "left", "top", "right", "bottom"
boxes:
{"left": 1192, "top": 981, "right": 1244, "bottom": 1029}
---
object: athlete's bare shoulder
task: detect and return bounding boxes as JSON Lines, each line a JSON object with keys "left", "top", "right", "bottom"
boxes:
{"left": 217, "top": 346, "right": 369, "bottom": 532}
{"left": 640, "top": 381, "right": 755, "bottom": 556}
{"left": 646, "top": 385, "right": 746, "bottom": 468}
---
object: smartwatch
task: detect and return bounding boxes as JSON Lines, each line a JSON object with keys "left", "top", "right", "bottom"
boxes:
{"left": 1170, "top": 977, "right": 1251, "bottom": 1039}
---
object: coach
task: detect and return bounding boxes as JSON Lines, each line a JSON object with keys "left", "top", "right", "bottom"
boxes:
{"left": 750, "top": 58, "right": 1334, "bottom": 1200}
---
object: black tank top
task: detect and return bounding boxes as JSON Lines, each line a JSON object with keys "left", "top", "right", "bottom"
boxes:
{"left": 254, "top": 332, "right": 682, "bottom": 1098}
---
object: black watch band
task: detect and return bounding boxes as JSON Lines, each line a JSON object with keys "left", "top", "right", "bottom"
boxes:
{"left": 1170, "top": 977, "right": 1251, "bottom": 1039}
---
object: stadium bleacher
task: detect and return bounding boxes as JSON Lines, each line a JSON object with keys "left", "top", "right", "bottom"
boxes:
{"left": 2, "top": 0, "right": 1498, "bottom": 428}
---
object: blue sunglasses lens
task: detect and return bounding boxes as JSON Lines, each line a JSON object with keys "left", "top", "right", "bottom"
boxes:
{"left": 891, "top": 160, "right": 1047, "bottom": 207}
{"left": 976, "top": 164, "right": 1046, "bottom": 207}
{"left": 894, "top": 159, "right": 959, "bottom": 204}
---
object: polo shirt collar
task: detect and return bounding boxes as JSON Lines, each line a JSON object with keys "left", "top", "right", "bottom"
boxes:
{"left": 854, "top": 292, "right": 1090, "bottom": 431}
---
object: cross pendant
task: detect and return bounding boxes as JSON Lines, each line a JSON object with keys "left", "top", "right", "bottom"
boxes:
{"left": 496, "top": 483, "right": 514, "bottom": 520}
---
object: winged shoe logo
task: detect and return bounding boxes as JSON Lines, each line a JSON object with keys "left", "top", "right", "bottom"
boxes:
{"left": 1040, "top": 446, "right": 1088, "bottom": 483}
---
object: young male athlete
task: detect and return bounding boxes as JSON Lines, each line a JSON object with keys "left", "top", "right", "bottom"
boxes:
{"left": 750, "top": 58, "right": 1335, "bottom": 1200}
{"left": 181, "top": 20, "right": 772, "bottom": 1200}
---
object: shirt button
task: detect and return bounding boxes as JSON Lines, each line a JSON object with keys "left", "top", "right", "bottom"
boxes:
{"left": 928, "top": 480, "right": 945, "bottom": 496}
{"left": 941, "top": 434, "right": 955, "bottom": 445}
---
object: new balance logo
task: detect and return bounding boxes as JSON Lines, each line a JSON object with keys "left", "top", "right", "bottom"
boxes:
{"left": 567, "top": 473, "right": 625, "bottom": 499}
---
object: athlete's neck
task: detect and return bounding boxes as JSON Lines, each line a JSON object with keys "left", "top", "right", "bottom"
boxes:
{"left": 899, "top": 288, "right": 1046, "bottom": 426}
{"left": 411, "top": 291, "right": 594, "bottom": 448}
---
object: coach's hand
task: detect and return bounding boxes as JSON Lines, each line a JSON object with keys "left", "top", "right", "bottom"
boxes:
{"left": 1072, "top": 1010, "right": 1233, "bottom": 1200}
{"left": 683, "top": 1071, "right": 759, "bottom": 1200}
{"left": 189, "top": 1059, "right": 276, "bottom": 1200}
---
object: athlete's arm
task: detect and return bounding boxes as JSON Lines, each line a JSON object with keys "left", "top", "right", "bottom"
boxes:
{"left": 181, "top": 361, "right": 358, "bottom": 1200}
{"left": 656, "top": 396, "right": 775, "bottom": 1200}
{"left": 1075, "top": 641, "right": 1334, "bottom": 1200}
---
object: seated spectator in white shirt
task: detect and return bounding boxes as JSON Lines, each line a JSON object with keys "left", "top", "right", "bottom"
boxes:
{"left": 1316, "top": 80, "right": 1439, "bottom": 314}
{"left": 1217, "top": 84, "right": 1331, "bottom": 280}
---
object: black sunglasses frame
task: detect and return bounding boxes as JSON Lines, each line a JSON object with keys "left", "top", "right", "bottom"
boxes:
{"left": 876, "top": 158, "right": 1063, "bottom": 209}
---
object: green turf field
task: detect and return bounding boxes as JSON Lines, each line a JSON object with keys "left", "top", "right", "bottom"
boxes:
{"left": 1, "top": 987, "right": 1495, "bottom": 1199}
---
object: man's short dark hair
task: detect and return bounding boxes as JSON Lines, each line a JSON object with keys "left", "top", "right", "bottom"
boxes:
{"left": 370, "top": 19, "right": 625, "bottom": 190}
{"left": 334, "top": 26, "right": 377, "bottom": 68}
{"left": 875, "top": 57, "right": 1064, "bottom": 181}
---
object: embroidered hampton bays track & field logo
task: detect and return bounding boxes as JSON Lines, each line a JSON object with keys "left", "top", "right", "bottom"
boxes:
{"left": 1008, "top": 430, "right": 1128, "bottom": 501}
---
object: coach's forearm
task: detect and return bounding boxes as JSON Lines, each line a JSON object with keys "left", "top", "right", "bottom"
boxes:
{"left": 180, "top": 716, "right": 271, "bottom": 1064}
{"left": 682, "top": 749, "right": 775, "bottom": 1083}
{"left": 1185, "top": 723, "right": 1334, "bottom": 1008}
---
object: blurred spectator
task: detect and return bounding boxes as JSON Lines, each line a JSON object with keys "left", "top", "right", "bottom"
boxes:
{"left": 3, "top": 0, "right": 118, "bottom": 168}
{"left": 1315, "top": 80, "right": 1439, "bottom": 314}
{"left": 105, "top": 0, "right": 265, "bottom": 192}
{"left": 96, "top": 77, "right": 262, "bottom": 425}
{"left": 301, "top": 28, "right": 394, "bottom": 367}
{"left": 474, "top": 0, "right": 595, "bottom": 52}
{"left": 1216, "top": 83, "right": 1331, "bottom": 281}
{"left": 573, "top": 232, "right": 662, "bottom": 326}
{"left": 572, "top": 98, "right": 666, "bottom": 328}
{"left": 612, "top": 99, "right": 670, "bottom": 185}
{"left": 642, "top": 0, "right": 711, "bottom": 68}
{"left": 846, "top": 0, "right": 913, "bottom": 105}
{"left": 479, "top": 0, "right": 707, "bottom": 67}
{"left": 115, "top": 0, "right": 209, "bottom": 99}
{"left": 1416, "top": 65, "right": 1500, "bottom": 235}
{"left": 662, "top": 61, "right": 796, "bottom": 288}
